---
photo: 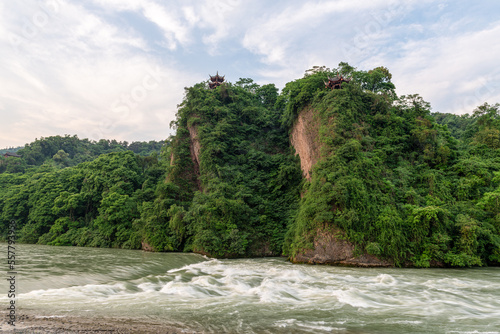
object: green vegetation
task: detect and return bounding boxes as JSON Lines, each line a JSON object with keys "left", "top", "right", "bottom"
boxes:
{"left": 0, "top": 137, "right": 166, "bottom": 247}
{"left": 1, "top": 63, "right": 500, "bottom": 267}
{"left": 154, "top": 79, "right": 302, "bottom": 256}
{"left": 0, "top": 135, "right": 164, "bottom": 174}
{"left": 0, "top": 146, "right": 23, "bottom": 155}
{"left": 283, "top": 64, "right": 500, "bottom": 267}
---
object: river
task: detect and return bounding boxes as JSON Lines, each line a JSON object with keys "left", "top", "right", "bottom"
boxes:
{"left": 1, "top": 243, "right": 499, "bottom": 333}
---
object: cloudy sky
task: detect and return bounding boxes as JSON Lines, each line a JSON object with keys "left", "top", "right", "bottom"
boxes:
{"left": 1, "top": 0, "right": 500, "bottom": 148}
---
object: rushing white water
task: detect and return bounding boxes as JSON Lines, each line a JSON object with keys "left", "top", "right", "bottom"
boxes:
{"left": 2, "top": 244, "right": 500, "bottom": 333}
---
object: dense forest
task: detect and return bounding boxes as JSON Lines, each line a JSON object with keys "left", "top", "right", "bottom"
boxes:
{"left": 1, "top": 63, "right": 500, "bottom": 267}
{"left": 0, "top": 136, "right": 164, "bottom": 173}
{"left": 0, "top": 137, "right": 166, "bottom": 248}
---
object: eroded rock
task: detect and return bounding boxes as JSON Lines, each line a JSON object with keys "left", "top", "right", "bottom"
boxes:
{"left": 291, "top": 226, "right": 393, "bottom": 267}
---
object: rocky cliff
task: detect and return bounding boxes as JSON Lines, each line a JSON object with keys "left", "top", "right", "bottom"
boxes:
{"left": 162, "top": 81, "right": 302, "bottom": 258}
{"left": 291, "top": 226, "right": 393, "bottom": 267}
{"left": 188, "top": 125, "right": 201, "bottom": 172}
{"left": 156, "top": 67, "right": 499, "bottom": 267}
{"left": 289, "top": 106, "right": 392, "bottom": 267}
{"left": 187, "top": 125, "right": 202, "bottom": 190}
{"left": 290, "top": 107, "right": 321, "bottom": 181}
{"left": 165, "top": 122, "right": 202, "bottom": 192}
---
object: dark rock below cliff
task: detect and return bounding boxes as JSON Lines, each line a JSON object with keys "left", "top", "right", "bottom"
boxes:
{"left": 141, "top": 241, "right": 154, "bottom": 252}
{"left": 291, "top": 226, "right": 393, "bottom": 267}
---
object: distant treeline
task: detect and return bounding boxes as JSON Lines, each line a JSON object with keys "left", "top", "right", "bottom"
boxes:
{"left": 0, "top": 135, "right": 165, "bottom": 173}
{"left": 0, "top": 147, "right": 23, "bottom": 155}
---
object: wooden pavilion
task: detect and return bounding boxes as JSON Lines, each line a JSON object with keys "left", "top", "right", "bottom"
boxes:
{"left": 324, "top": 74, "right": 351, "bottom": 90}
{"left": 209, "top": 72, "right": 225, "bottom": 89}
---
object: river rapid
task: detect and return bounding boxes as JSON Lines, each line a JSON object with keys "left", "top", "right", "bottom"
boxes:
{"left": 1, "top": 244, "right": 499, "bottom": 333}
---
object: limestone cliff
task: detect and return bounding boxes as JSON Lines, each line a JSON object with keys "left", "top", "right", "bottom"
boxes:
{"left": 290, "top": 107, "right": 321, "bottom": 181}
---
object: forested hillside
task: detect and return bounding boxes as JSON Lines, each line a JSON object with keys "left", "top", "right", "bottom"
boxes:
{"left": 0, "top": 135, "right": 164, "bottom": 174}
{"left": 282, "top": 65, "right": 500, "bottom": 267}
{"left": 159, "top": 79, "right": 302, "bottom": 256}
{"left": 0, "top": 137, "right": 167, "bottom": 247}
{"left": 1, "top": 64, "right": 500, "bottom": 267}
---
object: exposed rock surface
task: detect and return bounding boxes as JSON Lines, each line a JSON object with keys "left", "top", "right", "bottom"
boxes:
{"left": 187, "top": 125, "right": 201, "bottom": 169}
{"left": 141, "top": 241, "right": 153, "bottom": 252}
{"left": 187, "top": 125, "right": 202, "bottom": 190}
{"left": 169, "top": 151, "right": 175, "bottom": 166}
{"left": 292, "top": 227, "right": 393, "bottom": 267}
{"left": 290, "top": 107, "right": 393, "bottom": 267}
{"left": 290, "top": 107, "right": 321, "bottom": 181}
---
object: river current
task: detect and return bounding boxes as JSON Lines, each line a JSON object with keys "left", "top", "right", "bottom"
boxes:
{"left": 1, "top": 244, "right": 499, "bottom": 333}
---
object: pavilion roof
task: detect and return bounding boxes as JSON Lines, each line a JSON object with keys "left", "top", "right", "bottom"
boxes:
{"left": 3, "top": 152, "right": 21, "bottom": 158}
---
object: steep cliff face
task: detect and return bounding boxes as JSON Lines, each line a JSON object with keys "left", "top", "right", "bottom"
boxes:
{"left": 165, "top": 82, "right": 301, "bottom": 258}
{"left": 290, "top": 107, "right": 321, "bottom": 181}
{"left": 291, "top": 226, "right": 393, "bottom": 267}
{"left": 165, "top": 123, "right": 202, "bottom": 192}
{"left": 188, "top": 125, "right": 202, "bottom": 191}
{"left": 288, "top": 107, "right": 392, "bottom": 267}
{"left": 188, "top": 125, "right": 201, "bottom": 172}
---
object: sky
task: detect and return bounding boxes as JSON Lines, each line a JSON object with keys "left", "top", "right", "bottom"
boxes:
{"left": 1, "top": 0, "right": 500, "bottom": 148}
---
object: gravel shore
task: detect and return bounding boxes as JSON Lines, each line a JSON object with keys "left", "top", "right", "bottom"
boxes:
{"left": 1, "top": 311, "right": 201, "bottom": 334}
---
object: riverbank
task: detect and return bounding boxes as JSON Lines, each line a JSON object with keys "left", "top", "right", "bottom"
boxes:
{"left": 0, "top": 311, "right": 200, "bottom": 334}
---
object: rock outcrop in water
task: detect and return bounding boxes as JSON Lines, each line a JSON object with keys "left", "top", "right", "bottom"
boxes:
{"left": 280, "top": 64, "right": 500, "bottom": 269}
{"left": 163, "top": 81, "right": 301, "bottom": 258}
{"left": 291, "top": 226, "right": 393, "bottom": 267}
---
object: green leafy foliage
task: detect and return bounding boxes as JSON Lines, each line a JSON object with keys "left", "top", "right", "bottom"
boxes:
{"left": 2, "top": 135, "right": 164, "bottom": 170}
{"left": 169, "top": 79, "right": 302, "bottom": 257}
{"left": 0, "top": 150, "right": 168, "bottom": 249}
{"left": 284, "top": 65, "right": 500, "bottom": 267}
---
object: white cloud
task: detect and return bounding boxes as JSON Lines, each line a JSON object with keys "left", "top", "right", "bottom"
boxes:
{"left": 0, "top": 0, "right": 190, "bottom": 147}
{"left": 388, "top": 21, "right": 500, "bottom": 114}
{"left": 194, "top": 0, "right": 248, "bottom": 52}
{"left": 1, "top": 0, "right": 500, "bottom": 148}
{"left": 241, "top": 0, "right": 413, "bottom": 65}
{"left": 182, "top": 6, "right": 199, "bottom": 26}
{"left": 141, "top": 2, "right": 190, "bottom": 50}
{"left": 90, "top": 0, "right": 194, "bottom": 50}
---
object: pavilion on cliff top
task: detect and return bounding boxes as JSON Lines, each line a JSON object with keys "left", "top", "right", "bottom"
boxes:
{"left": 209, "top": 72, "right": 225, "bottom": 89}
{"left": 324, "top": 74, "right": 351, "bottom": 90}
